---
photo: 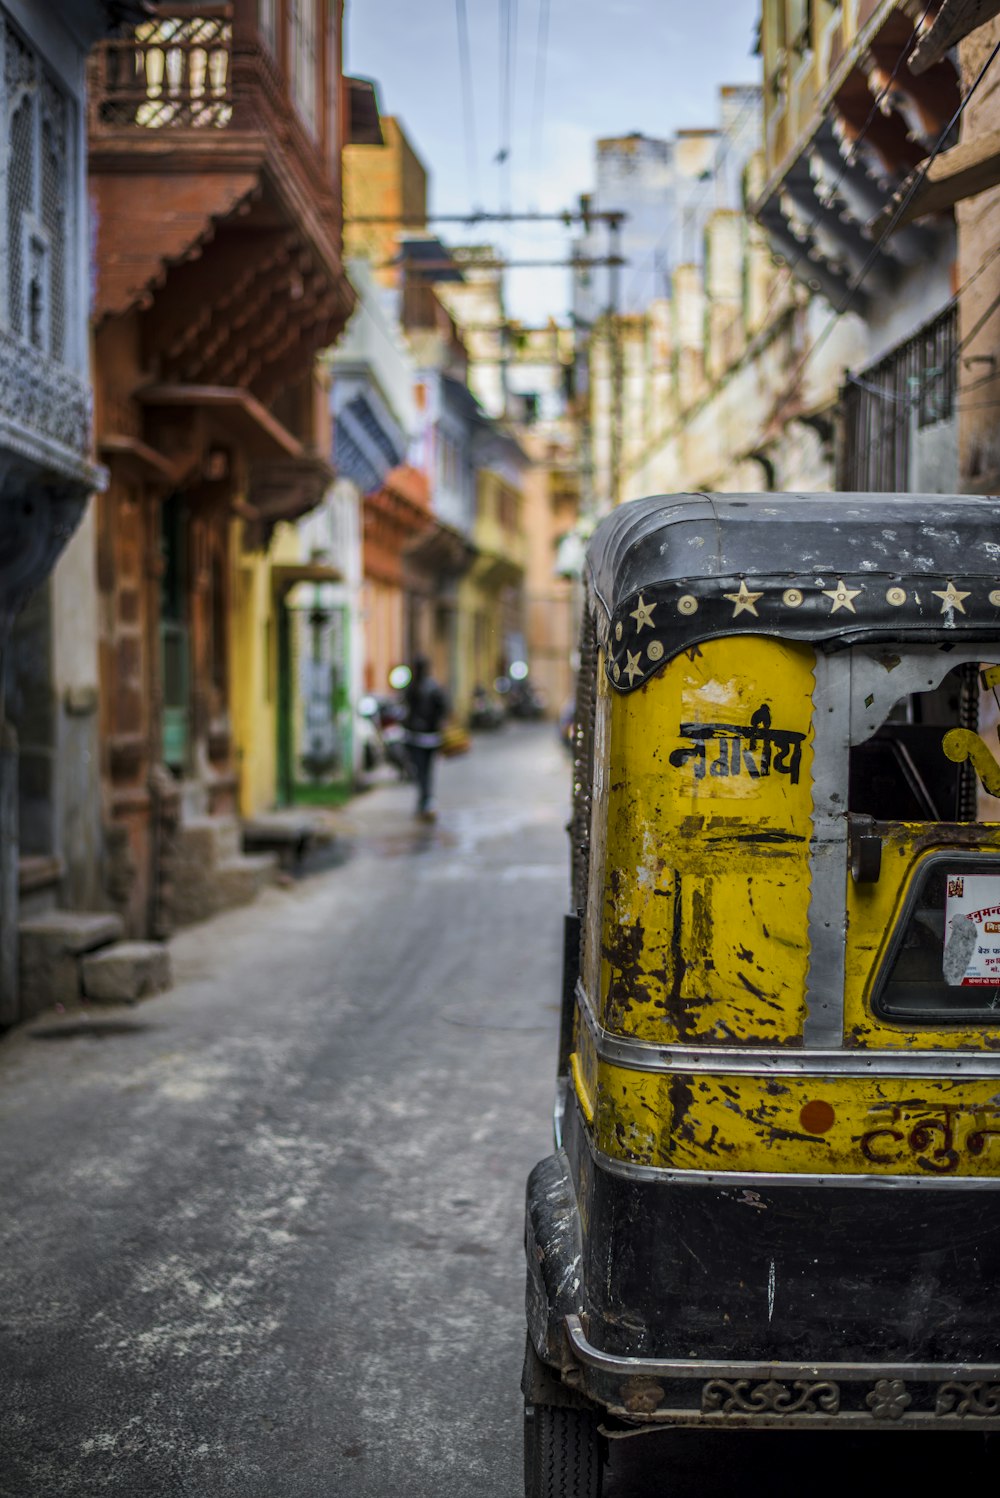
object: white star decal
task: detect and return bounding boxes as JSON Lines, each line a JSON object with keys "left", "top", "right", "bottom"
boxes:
{"left": 723, "top": 580, "right": 763, "bottom": 617}
{"left": 822, "top": 580, "right": 862, "bottom": 614}
{"left": 629, "top": 594, "right": 657, "bottom": 633}
{"left": 622, "top": 650, "right": 643, "bottom": 686}
{"left": 932, "top": 581, "right": 970, "bottom": 615}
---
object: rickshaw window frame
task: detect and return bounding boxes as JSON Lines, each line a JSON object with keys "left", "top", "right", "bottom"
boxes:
{"left": 869, "top": 847, "right": 1000, "bottom": 1028}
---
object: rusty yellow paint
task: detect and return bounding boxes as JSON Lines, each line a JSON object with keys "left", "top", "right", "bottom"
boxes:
{"left": 845, "top": 824, "right": 1000, "bottom": 1050}
{"left": 597, "top": 636, "right": 816, "bottom": 1045}
{"left": 587, "top": 1062, "right": 1000, "bottom": 1177}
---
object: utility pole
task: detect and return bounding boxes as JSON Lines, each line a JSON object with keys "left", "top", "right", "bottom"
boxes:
{"left": 608, "top": 215, "right": 624, "bottom": 513}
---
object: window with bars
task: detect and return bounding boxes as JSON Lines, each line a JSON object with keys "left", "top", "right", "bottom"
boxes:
{"left": 3, "top": 13, "right": 74, "bottom": 366}
{"left": 837, "top": 301, "right": 958, "bottom": 493}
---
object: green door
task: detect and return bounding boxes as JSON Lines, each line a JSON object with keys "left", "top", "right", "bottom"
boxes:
{"left": 160, "top": 496, "right": 190, "bottom": 773}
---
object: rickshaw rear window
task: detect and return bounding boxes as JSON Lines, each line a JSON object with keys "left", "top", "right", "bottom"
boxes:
{"left": 875, "top": 859, "right": 1000, "bottom": 1023}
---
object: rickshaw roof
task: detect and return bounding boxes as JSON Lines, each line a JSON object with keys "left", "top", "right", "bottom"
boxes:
{"left": 588, "top": 493, "right": 1000, "bottom": 693}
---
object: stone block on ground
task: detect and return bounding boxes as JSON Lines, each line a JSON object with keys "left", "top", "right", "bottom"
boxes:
{"left": 18, "top": 910, "right": 125, "bottom": 1016}
{"left": 81, "top": 941, "right": 171, "bottom": 1003}
{"left": 170, "top": 815, "right": 247, "bottom": 927}
{"left": 214, "top": 853, "right": 278, "bottom": 912}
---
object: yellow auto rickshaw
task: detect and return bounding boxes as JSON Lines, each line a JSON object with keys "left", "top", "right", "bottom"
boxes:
{"left": 524, "top": 492, "right": 1000, "bottom": 1497}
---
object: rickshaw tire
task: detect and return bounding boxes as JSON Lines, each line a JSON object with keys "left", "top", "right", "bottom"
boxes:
{"left": 524, "top": 1402, "right": 604, "bottom": 1498}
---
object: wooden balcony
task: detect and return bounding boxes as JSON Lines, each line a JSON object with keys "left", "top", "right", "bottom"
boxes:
{"left": 87, "top": 2, "right": 355, "bottom": 392}
{"left": 88, "top": 3, "right": 345, "bottom": 266}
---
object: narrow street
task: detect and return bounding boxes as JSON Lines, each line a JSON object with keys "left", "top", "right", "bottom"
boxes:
{"left": 0, "top": 727, "right": 986, "bottom": 1497}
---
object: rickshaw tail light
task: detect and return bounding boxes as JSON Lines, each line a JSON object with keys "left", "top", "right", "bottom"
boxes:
{"left": 800, "top": 1100, "right": 836, "bottom": 1135}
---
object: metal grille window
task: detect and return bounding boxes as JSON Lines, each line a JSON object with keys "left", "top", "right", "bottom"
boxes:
{"left": 837, "top": 301, "right": 958, "bottom": 492}
{"left": 3, "top": 13, "right": 74, "bottom": 365}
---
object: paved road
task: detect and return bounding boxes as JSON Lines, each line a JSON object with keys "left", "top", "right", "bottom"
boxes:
{"left": 0, "top": 727, "right": 989, "bottom": 1496}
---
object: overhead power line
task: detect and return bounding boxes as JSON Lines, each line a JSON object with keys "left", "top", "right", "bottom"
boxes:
{"left": 388, "top": 255, "right": 626, "bottom": 272}
{"left": 531, "top": 0, "right": 551, "bottom": 163}
{"left": 345, "top": 209, "right": 627, "bottom": 226}
{"left": 454, "top": 0, "right": 479, "bottom": 208}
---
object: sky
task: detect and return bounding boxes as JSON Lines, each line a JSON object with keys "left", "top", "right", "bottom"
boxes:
{"left": 345, "top": 0, "right": 761, "bottom": 321}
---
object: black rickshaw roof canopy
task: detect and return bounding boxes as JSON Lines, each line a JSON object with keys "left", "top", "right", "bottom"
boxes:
{"left": 588, "top": 492, "right": 1000, "bottom": 693}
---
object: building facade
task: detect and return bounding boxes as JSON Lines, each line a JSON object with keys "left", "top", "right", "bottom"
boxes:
{"left": 86, "top": 0, "right": 356, "bottom": 936}
{"left": 610, "top": 5, "right": 965, "bottom": 508}
{"left": 0, "top": 0, "right": 142, "bottom": 1025}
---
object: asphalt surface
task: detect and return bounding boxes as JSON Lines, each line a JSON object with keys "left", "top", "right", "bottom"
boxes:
{"left": 0, "top": 726, "right": 991, "bottom": 1496}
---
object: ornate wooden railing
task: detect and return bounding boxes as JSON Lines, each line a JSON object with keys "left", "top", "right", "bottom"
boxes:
{"left": 91, "top": 6, "right": 234, "bottom": 130}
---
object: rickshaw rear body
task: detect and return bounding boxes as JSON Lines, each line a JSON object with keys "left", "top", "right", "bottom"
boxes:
{"left": 524, "top": 493, "right": 1000, "bottom": 1464}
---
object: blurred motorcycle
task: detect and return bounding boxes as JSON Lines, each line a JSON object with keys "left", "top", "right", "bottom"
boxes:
{"left": 357, "top": 694, "right": 412, "bottom": 779}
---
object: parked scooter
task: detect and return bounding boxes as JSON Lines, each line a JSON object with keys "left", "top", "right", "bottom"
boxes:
{"left": 469, "top": 684, "right": 506, "bottom": 731}
{"left": 357, "top": 694, "right": 412, "bottom": 780}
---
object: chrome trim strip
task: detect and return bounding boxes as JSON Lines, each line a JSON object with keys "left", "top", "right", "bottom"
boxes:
{"left": 577, "top": 981, "right": 1000, "bottom": 1078}
{"left": 584, "top": 1117, "right": 1000, "bottom": 1190}
{"left": 804, "top": 650, "right": 850, "bottom": 1048}
{"left": 565, "top": 1314, "right": 1000, "bottom": 1383}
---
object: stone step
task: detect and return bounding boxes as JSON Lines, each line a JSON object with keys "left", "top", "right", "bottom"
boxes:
{"left": 81, "top": 941, "right": 171, "bottom": 1004}
{"left": 214, "top": 853, "right": 278, "bottom": 913}
{"left": 175, "top": 815, "right": 242, "bottom": 867}
{"left": 18, "top": 910, "right": 125, "bottom": 1018}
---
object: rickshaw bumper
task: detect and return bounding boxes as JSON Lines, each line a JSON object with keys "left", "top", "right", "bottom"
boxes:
{"left": 525, "top": 1137, "right": 1000, "bottom": 1431}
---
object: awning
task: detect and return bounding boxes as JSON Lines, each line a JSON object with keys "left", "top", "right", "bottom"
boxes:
{"left": 98, "top": 432, "right": 179, "bottom": 483}
{"left": 405, "top": 519, "right": 477, "bottom": 581}
{"left": 272, "top": 561, "right": 343, "bottom": 605}
{"left": 137, "top": 384, "right": 303, "bottom": 462}
{"left": 346, "top": 76, "right": 383, "bottom": 145}
{"left": 246, "top": 454, "right": 335, "bottom": 527}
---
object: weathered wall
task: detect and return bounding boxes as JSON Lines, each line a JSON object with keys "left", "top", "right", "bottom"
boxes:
{"left": 957, "top": 18, "right": 1000, "bottom": 493}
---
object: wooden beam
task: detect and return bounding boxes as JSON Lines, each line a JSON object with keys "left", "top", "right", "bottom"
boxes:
{"left": 872, "top": 127, "right": 1000, "bottom": 237}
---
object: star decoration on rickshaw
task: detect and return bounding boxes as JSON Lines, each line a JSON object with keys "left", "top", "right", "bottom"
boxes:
{"left": 822, "top": 579, "right": 861, "bottom": 614}
{"left": 629, "top": 594, "right": 657, "bottom": 633}
{"left": 723, "top": 580, "right": 763, "bottom": 617}
{"left": 622, "top": 650, "right": 643, "bottom": 686}
{"left": 932, "top": 581, "right": 970, "bottom": 614}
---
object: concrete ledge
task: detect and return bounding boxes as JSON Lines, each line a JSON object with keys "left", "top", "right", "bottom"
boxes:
{"left": 19, "top": 911, "right": 126, "bottom": 1016}
{"left": 81, "top": 941, "right": 172, "bottom": 1003}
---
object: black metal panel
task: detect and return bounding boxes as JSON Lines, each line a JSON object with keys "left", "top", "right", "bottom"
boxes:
{"left": 562, "top": 1101, "right": 1000, "bottom": 1366}
{"left": 587, "top": 492, "right": 1000, "bottom": 691}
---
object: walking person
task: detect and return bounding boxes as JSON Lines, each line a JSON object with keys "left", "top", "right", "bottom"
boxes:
{"left": 403, "top": 656, "right": 448, "bottom": 821}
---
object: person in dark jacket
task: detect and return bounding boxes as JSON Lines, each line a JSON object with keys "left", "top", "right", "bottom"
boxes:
{"left": 403, "top": 656, "right": 448, "bottom": 821}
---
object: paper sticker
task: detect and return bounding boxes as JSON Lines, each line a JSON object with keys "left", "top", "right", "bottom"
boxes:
{"left": 943, "top": 874, "right": 1000, "bottom": 986}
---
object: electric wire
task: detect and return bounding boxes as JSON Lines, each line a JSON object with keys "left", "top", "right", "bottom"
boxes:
{"left": 498, "top": 0, "right": 513, "bottom": 211}
{"left": 454, "top": 0, "right": 480, "bottom": 209}
{"left": 530, "top": 0, "right": 550, "bottom": 164}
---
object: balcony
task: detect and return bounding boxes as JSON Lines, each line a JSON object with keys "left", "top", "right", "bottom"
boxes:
{"left": 87, "top": 3, "right": 356, "bottom": 401}
{"left": 88, "top": 4, "right": 345, "bottom": 269}
{"left": 754, "top": 2, "right": 960, "bottom": 312}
